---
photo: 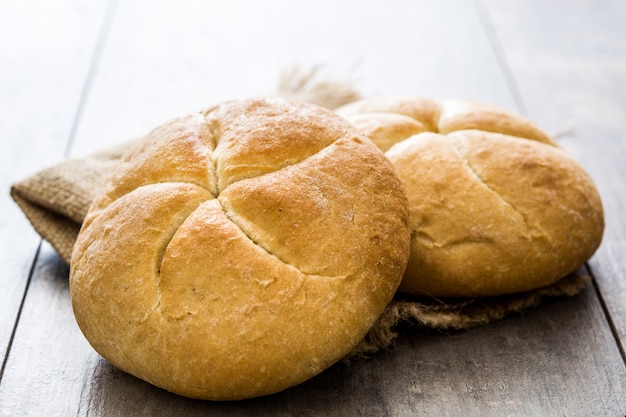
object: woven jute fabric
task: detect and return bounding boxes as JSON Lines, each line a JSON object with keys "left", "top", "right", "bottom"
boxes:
{"left": 9, "top": 68, "right": 590, "bottom": 356}
{"left": 10, "top": 144, "right": 129, "bottom": 264}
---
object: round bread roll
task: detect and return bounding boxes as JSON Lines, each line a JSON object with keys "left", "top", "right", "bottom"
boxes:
{"left": 70, "top": 98, "right": 410, "bottom": 400}
{"left": 337, "top": 96, "right": 604, "bottom": 298}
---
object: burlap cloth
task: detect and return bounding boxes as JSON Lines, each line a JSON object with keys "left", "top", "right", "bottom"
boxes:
{"left": 10, "top": 68, "right": 590, "bottom": 358}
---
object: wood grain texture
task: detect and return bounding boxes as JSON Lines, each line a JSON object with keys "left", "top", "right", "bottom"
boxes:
{"left": 2, "top": 0, "right": 626, "bottom": 415}
{"left": 481, "top": 0, "right": 626, "bottom": 358}
{"left": 68, "top": 0, "right": 518, "bottom": 158}
{"left": 0, "top": 0, "right": 110, "bottom": 365}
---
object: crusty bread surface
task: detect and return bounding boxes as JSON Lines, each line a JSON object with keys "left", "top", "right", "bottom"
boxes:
{"left": 70, "top": 98, "right": 410, "bottom": 400}
{"left": 337, "top": 96, "right": 604, "bottom": 297}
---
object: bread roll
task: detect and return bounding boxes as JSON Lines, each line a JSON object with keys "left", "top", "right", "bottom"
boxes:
{"left": 337, "top": 96, "right": 604, "bottom": 297}
{"left": 70, "top": 98, "right": 410, "bottom": 400}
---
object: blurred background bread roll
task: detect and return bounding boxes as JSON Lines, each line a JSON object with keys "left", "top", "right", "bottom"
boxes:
{"left": 338, "top": 97, "right": 604, "bottom": 297}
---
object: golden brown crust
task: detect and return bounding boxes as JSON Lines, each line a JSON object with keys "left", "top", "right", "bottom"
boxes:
{"left": 70, "top": 98, "right": 410, "bottom": 400}
{"left": 437, "top": 99, "right": 557, "bottom": 145}
{"left": 337, "top": 97, "right": 604, "bottom": 297}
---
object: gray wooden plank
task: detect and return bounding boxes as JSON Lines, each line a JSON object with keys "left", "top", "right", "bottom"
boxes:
{"left": 3, "top": 0, "right": 626, "bottom": 415}
{"left": 480, "top": 0, "right": 626, "bottom": 357}
{"left": 68, "top": 0, "right": 518, "bottom": 158}
{"left": 0, "top": 245, "right": 91, "bottom": 417}
{"left": 0, "top": 0, "right": 110, "bottom": 365}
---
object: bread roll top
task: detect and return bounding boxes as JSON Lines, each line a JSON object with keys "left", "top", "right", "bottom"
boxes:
{"left": 338, "top": 96, "right": 603, "bottom": 297}
{"left": 70, "top": 98, "right": 410, "bottom": 400}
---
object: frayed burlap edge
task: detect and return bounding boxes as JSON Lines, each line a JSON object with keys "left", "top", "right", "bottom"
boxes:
{"left": 10, "top": 143, "right": 130, "bottom": 263}
{"left": 348, "top": 271, "right": 590, "bottom": 359}
{"left": 275, "top": 65, "right": 362, "bottom": 110}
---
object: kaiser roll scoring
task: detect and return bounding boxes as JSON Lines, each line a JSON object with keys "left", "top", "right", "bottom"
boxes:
{"left": 69, "top": 98, "right": 411, "bottom": 400}
{"left": 337, "top": 96, "right": 604, "bottom": 298}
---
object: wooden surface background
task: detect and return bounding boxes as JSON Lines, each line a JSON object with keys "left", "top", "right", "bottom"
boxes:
{"left": 1, "top": 0, "right": 625, "bottom": 415}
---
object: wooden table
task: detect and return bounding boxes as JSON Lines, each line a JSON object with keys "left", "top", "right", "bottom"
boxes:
{"left": 1, "top": 0, "right": 625, "bottom": 415}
